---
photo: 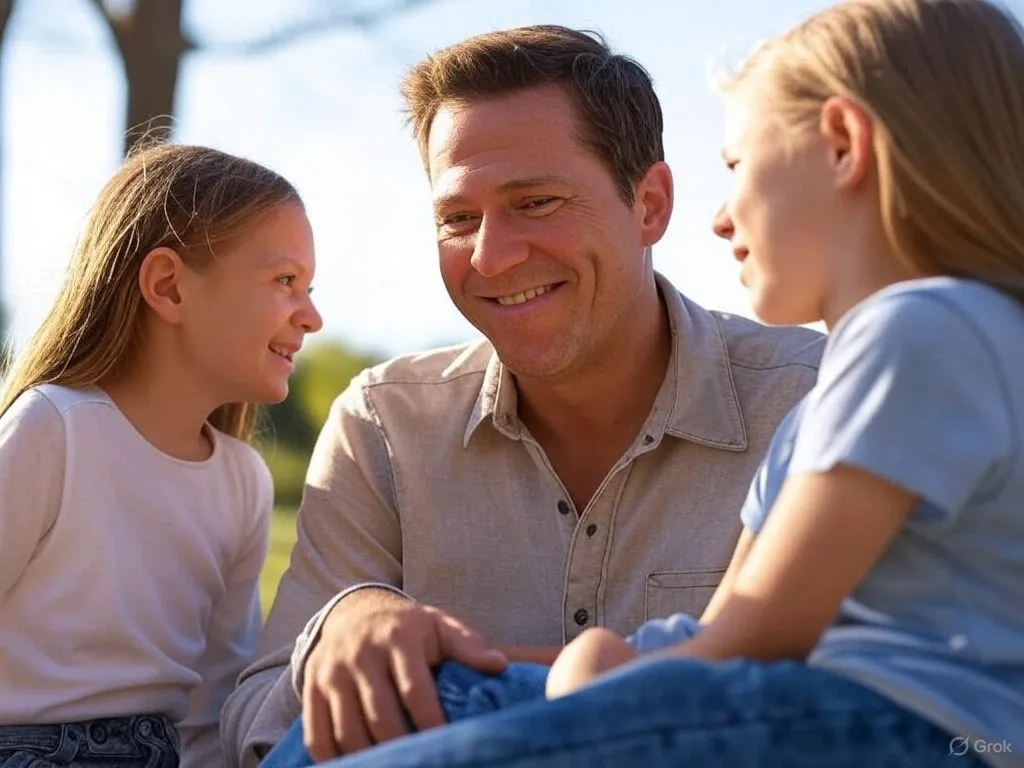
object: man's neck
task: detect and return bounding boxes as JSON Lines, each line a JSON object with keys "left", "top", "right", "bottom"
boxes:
{"left": 517, "top": 287, "right": 672, "bottom": 456}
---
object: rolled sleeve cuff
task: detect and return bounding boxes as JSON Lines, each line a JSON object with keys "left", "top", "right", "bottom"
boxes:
{"left": 289, "top": 582, "right": 415, "bottom": 695}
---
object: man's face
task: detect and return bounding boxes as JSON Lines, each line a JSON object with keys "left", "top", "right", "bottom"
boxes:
{"left": 427, "top": 85, "right": 667, "bottom": 381}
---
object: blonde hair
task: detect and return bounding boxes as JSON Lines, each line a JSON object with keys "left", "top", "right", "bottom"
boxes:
{"left": 0, "top": 143, "right": 301, "bottom": 440}
{"left": 719, "top": 0, "right": 1024, "bottom": 299}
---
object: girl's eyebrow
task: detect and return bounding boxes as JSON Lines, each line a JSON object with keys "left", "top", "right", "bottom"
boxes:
{"left": 261, "top": 254, "right": 310, "bottom": 273}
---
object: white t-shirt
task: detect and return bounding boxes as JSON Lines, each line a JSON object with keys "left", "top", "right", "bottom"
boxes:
{"left": 0, "top": 384, "right": 273, "bottom": 768}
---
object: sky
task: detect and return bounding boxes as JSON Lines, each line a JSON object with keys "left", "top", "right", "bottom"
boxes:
{"left": 3, "top": 0, "right": 1022, "bottom": 359}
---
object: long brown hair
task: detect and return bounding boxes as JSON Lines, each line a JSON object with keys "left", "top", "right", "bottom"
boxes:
{"left": 0, "top": 142, "right": 301, "bottom": 440}
{"left": 719, "top": 0, "right": 1024, "bottom": 300}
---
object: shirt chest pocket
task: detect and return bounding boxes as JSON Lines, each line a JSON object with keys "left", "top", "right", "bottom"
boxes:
{"left": 644, "top": 568, "right": 727, "bottom": 622}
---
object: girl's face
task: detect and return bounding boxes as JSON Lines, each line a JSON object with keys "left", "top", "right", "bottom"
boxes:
{"left": 711, "top": 78, "right": 868, "bottom": 327}
{"left": 179, "top": 202, "right": 323, "bottom": 405}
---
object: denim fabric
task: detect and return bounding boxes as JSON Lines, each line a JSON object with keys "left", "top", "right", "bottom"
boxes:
{"left": 259, "top": 661, "right": 550, "bottom": 767}
{"left": 432, "top": 661, "right": 549, "bottom": 722}
{"left": 0, "top": 715, "right": 179, "bottom": 768}
{"left": 316, "top": 656, "right": 981, "bottom": 768}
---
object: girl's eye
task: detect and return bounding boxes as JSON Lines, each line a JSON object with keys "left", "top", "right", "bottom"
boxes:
{"left": 276, "top": 274, "right": 296, "bottom": 287}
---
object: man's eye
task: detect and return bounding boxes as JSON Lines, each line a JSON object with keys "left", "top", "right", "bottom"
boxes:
{"left": 519, "top": 197, "right": 563, "bottom": 215}
{"left": 439, "top": 213, "right": 479, "bottom": 232}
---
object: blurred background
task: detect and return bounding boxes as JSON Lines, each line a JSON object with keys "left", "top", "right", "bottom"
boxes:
{"left": 3, "top": 0, "right": 1019, "bottom": 608}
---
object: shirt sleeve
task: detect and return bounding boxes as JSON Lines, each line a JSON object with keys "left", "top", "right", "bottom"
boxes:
{"left": 178, "top": 450, "right": 272, "bottom": 768}
{"left": 740, "top": 400, "right": 805, "bottom": 534}
{"left": 0, "top": 389, "right": 65, "bottom": 598}
{"left": 787, "top": 290, "right": 1013, "bottom": 523}
{"left": 220, "top": 375, "right": 406, "bottom": 767}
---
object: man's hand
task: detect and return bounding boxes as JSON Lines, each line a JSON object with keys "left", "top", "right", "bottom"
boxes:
{"left": 544, "top": 627, "right": 637, "bottom": 700}
{"left": 301, "top": 588, "right": 507, "bottom": 761}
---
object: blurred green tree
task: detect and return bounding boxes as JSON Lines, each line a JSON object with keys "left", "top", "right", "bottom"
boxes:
{"left": 258, "top": 340, "right": 382, "bottom": 508}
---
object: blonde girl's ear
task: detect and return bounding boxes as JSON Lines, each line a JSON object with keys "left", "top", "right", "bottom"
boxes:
{"left": 819, "top": 96, "right": 875, "bottom": 192}
{"left": 138, "top": 246, "right": 188, "bottom": 325}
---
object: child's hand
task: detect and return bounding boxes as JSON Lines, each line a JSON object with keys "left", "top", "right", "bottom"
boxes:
{"left": 545, "top": 627, "right": 638, "bottom": 699}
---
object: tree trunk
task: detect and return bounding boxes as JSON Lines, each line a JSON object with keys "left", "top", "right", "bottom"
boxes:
{"left": 0, "top": 0, "right": 17, "bottom": 365}
{"left": 114, "top": 0, "right": 187, "bottom": 156}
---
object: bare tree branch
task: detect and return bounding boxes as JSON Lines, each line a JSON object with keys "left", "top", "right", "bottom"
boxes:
{"left": 196, "top": 0, "right": 436, "bottom": 56}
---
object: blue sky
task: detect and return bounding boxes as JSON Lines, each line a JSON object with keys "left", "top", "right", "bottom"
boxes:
{"left": 4, "top": 0, "right": 1021, "bottom": 358}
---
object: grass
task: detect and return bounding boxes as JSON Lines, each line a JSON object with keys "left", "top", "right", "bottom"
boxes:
{"left": 260, "top": 506, "right": 299, "bottom": 616}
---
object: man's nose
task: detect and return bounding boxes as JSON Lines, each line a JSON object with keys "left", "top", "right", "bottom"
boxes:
{"left": 470, "top": 216, "right": 529, "bottom": 278}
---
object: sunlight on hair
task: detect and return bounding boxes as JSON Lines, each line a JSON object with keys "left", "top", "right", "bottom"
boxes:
{"left": 705, "top": 34, "right": 771, "bottom": 94}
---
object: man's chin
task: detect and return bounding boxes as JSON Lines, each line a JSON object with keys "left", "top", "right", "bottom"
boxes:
{"left": 493, "top": 347, "right": 574, "bottom": 383}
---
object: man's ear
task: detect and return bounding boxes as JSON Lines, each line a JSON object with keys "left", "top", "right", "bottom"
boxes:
{"left": 635, "top": 161, "right": 674, "bottom": 248}
{"left": 820, "top": 96, "right": 874, "bottom": 191}
{"left": 138, "top": 247, "right": 187, "bottom": 324}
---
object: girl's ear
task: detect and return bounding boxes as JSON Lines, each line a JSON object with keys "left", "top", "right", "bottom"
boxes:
{"left": 820, "top": 96, "right": 874, "bottom": 192}
{"left": 138, "top": 247, "right": 187, "bottom": 324}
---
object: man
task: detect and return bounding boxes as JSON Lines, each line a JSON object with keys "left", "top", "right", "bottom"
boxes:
{"left": 222, "top": 24, "right": 824, "bottom": 767}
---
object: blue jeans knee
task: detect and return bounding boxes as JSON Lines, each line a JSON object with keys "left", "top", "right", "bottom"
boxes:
{"left": 259, "top": 661, "right": 550, "bottom": 767}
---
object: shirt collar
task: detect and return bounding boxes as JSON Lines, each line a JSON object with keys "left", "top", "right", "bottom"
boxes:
{"left": 464, "top": 272, "right": 748, "bottom": 452}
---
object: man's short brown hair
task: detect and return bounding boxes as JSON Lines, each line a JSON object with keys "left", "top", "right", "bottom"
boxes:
{"left": 400, "top": 25, "right": 664, "bottom": 205}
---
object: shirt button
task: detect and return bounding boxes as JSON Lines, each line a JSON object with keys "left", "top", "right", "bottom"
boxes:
{"left": 586, "top": 524, "right": 597, "bottom": 537}
{"left": 573, "top": 608, "right": 589, "bottom": 626}
{"left": 643, "top": 434, "right": 655, "bottom": 445}
{"left": 557, "top": 500, "right": 571, "bottom": 515}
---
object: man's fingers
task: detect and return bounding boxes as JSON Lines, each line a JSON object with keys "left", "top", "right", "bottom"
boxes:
{"left": 353, "top": 662, "right": 412, "bottom": 745}
{"left": 331, "top": 679, "right": 374, "bottom": 757}
{"left": 303, "top": 680, "right": 341, "bottom": 763}
{"left": 438, "top": 615, "right": 508, "bottom": 673}
{"left": 391, "top": 647, "right": 446, "bottom": 732}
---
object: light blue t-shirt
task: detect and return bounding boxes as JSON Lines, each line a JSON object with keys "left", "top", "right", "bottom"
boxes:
{"left": 737, "top": 278, "right": 1023, "bottom": 767}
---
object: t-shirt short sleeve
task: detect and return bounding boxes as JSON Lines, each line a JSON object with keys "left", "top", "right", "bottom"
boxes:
{"left": 740, "top": 400, "right": 804, "bottom": 534}
{"left": 787, "top": 289, "right": 1012, "bottom": 524}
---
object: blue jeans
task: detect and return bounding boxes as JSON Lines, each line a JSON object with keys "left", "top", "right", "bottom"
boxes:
{"left": 0, "top": 715, "right": 180, "bottom": 767}
{"left": 274, "top": 656, "right": 978, "bottom": 768}
{"left": 259, "top": 661, "right": 549, "bottom": 767}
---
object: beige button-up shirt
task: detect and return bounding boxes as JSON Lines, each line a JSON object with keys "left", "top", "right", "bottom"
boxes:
{"left": 222, "top": 274, "right": 825, "bottom": 766}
